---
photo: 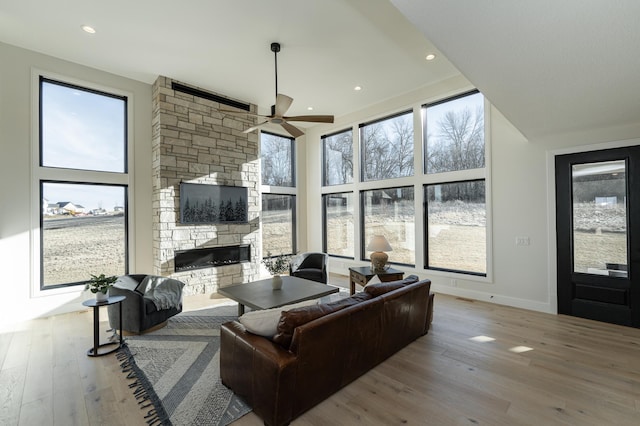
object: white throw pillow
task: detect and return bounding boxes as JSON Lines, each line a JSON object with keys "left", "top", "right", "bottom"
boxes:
{"left": 366, "top": 275, "right": 382, "bottom": 286}
{"left": 238, "top": 299, "right": 318, "bottom": 337}
{"left": 113, "top": 275, "right": 140, "bottom": 291}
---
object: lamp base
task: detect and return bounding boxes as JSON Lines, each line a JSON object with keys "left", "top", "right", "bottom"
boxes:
{"left": 370, "top": 251, "right": 388, "bottom": 272}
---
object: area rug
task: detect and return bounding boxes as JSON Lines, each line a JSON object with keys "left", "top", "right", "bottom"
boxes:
{"left": 116, "top": 303, "right": 251, "bottom": 426}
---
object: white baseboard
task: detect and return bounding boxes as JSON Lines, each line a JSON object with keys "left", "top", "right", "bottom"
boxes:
{"left": 430, "top": 283, "right": 553, "bottom": 314}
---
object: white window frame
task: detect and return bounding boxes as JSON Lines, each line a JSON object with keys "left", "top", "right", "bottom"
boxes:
{"left": 318, "top": 92, "right": 493, "bottom": 283}
{"left": 421, "top": 92, "right": 492, "bottom": 280}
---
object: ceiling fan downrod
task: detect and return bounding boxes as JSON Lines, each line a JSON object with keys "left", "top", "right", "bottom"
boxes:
{"left": 271, "top": 42, "right": 280, "bottom": 116}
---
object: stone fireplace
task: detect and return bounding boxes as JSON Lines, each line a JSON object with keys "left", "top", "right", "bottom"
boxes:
{"left": 151, "top": 76, "right": 260, "bottom": 295}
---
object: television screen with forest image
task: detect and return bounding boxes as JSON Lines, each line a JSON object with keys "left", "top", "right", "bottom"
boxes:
{"left": 179, "top": 183, "right": 248, "bottom": 224}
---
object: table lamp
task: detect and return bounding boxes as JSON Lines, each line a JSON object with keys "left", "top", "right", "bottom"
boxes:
{"left": 367, "top": 235, "right": 392, "bottom": 271}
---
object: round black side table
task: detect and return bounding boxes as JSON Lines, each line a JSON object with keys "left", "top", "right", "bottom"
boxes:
{"left": 82, "top": 295, "right": 126, "bottom": 357}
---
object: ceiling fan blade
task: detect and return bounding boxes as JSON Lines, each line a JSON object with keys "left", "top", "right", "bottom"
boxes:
{"left": 243, "top": 121, "right": 269, "bottom": 134}
{"left": 281, "top": 122, "right": 305, "bottom": 138}
{"left": 283, "top": 115, "right": 334, "bottom": 123}
{"left": 274, "top": 94, "right": 294, "bottom": 116}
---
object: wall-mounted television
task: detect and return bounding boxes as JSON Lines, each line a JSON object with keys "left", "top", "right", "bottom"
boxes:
{"left": 179, "top": 183, "right": 248, "bottom": 224}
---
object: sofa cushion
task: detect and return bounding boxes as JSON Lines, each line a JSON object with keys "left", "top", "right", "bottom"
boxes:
{"left": 273, "top": 292, "right": 373, "bottom": 348}
{"left": 238, "top": 299, "right": 317, "bottom": 337}
{"left": 364, "top": 274, "right": 420, "bottom": 297}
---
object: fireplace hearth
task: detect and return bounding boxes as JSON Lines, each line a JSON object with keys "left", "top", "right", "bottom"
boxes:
{"left": 175, "top": 245, "right": 251, "bottom": 272}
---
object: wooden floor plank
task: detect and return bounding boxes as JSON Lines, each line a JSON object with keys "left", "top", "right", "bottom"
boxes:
{"left": 4, "top": 276, "right": 640, "bottom": 425}
{"left": 0, "top": 365, "right": 27, "bottom": 425}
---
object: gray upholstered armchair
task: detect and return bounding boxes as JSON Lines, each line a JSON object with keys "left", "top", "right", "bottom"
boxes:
{"left": 107, "top": 274, "right": 185, "bottom": 334}
{"left": 289, "top": 252, "right": 329, "bottom": 284}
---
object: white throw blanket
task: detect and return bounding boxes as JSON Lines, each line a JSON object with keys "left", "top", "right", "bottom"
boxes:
{"left": 139, "top": 276, "right": 185, "bottom": 311}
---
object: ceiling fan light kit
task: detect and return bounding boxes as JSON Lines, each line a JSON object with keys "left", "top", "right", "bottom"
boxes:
{"left": 219, "top": 42, "right": 334, "bottom": 138}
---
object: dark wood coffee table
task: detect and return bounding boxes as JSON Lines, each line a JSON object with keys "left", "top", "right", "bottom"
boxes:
{"left": 218, "top": 276, "right": 339, "bottom": 316}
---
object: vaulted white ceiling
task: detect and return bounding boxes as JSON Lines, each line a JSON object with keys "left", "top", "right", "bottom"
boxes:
{"left": 392, "top": 0, "right": 640, "bottom": 141}
{"left": 3, "top": 1, "right": 637, "bottom": 141}
{"left": 0, "top": 0, "right": 459, "bottom": 122}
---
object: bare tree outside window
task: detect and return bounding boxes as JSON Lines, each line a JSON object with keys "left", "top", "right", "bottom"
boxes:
{"left": 261, "top": 132, "right": 294, "bottom": 187}
{"left": 361, "top": 111, "right": 414, "bottom": 182}
{"left": 323, "top": 130, "right": 353, "bottom": 186}
{"left": 425, "top": 91, "right": 484, "bottom": 174}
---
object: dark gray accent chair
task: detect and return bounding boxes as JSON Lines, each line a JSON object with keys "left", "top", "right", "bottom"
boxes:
{"left": 107, "top": 274, "right": 184, "bottom": 334}
{"left": 289, "top": 252, "right": 329, "bottom": 284}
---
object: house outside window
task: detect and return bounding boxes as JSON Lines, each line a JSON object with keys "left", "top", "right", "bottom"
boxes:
{"left": 423, "top": 90, "right": 487, "bottom": 275}
{"left": 261, "top": 132, "right": 296, "bottom": 257}
{"left": 38, "top": 77, "right": 129, "bottom": 289}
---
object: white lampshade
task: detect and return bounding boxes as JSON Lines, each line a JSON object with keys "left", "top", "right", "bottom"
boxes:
{"left": 367, "top": 235, "right": 392, "bottom": 271}
{"left": 367, "top": 235, "right": 392, "bottom": 252}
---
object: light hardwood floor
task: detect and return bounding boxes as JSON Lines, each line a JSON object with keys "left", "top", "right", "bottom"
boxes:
{"left": 2, "top": 277, "right": 640, "bottom": 425}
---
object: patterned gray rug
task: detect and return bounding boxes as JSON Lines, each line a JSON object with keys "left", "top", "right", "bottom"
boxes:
{"left": 117, "top": 303, "right": 251, "bottom": 426}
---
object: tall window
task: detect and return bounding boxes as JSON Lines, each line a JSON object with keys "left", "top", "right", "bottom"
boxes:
{"left": 322, "top": 129, "right": 353, "bottom": 186}
{"left": 423, "top": 91, "right": 487, "bottom": 275}
{"left": 361, "top": 187, "right": 415, "bottom": 266}
{"left": 261, "top": 132, "right": 296, "bottom": 257}
{"left": 261, "top": 131, "right": 294, "bottom": 187}
{"left": 322, "top": 192, "right": 354, "bottom": 258}
{"left": 39, "top": 78, "right": 128, "bottom": 289}
{"left": 361, "top": 111, "right": 414, "bottom": 181}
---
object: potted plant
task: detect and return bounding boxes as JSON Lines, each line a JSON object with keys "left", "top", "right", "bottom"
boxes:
{"left": 262, "top": 253, "right": 291, "bottom": 290}
{"left": 85, "top": 273, "right": 118, "bottom": 302}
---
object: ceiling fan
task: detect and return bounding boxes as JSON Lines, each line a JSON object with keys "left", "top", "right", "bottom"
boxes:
{"left": 220, "top": 42, "right": 334, "bottom": 138}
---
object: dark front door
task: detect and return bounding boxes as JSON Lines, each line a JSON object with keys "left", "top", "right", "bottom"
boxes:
{"left": 556, "top": 146, "right": 640, "bottom": 327}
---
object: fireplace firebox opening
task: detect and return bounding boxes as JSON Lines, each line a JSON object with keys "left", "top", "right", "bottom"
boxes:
{"left": 175, "top": 245, "right": 250, "bottom": 272}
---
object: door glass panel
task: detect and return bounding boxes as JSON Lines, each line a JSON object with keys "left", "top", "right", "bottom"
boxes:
{"left": 572, "top": 160, "right": 627, "bottom": 276}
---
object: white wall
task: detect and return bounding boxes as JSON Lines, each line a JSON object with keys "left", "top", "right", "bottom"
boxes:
{"left": 3, "top": 42, "right": 640, "bottom": 324}
{"left": 0, "top": 42, "right": 152, "bottom": 325}
{"left": 302, "top": 74, "right": 640, "bottom": 314}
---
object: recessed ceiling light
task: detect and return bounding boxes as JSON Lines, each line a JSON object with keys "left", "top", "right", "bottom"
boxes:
{"left": 425, "top": 53, "right": 436, "bottom": 61}
{"left": 307, "top": 106, "right": 313, "bottom": 111}
{"left": 354, "top": 86, "right": 362, "bottom": 91}
{"left": 81, "top": 25, "right": 96, "bottom": 34}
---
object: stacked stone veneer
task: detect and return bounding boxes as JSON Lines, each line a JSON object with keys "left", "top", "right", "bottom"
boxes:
{"left": 151, "top": 76, "right": 260, "bottom": 295}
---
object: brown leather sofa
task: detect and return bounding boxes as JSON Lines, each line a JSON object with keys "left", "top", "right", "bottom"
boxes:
{"left": 220, "top": 275, "right": 434, "bottom": 426}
